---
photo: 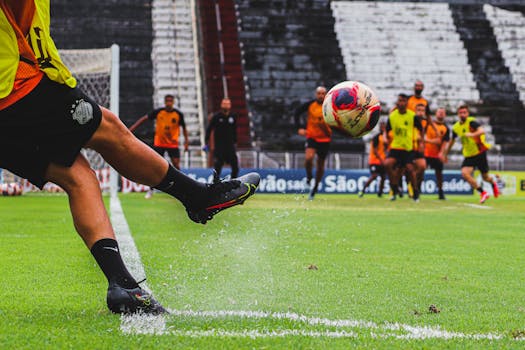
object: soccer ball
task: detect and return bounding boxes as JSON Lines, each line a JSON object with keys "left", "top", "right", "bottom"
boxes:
{"left": 322, "top": 81, "right": 381, "bottom": 138}
{"left": 0, "top": 182, "right": 23, "bottom": 196}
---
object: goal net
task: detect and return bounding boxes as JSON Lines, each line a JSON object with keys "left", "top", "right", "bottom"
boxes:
{"left": 1, "top": 45, "right": 119, "bottom": 194}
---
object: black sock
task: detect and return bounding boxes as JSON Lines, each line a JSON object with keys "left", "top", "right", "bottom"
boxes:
{"left": 154, "top": 165, "right": 207, "bottom": 207}
{"left": 90, "top": 238, "right": 138, "bottom": 289}
{"left": 477, "top": 187, "right": 483, "bottom": 193}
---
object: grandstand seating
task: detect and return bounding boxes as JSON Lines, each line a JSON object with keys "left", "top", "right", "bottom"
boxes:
{"left": 198, "top": 0, "right": 252, "bottom": 149}
{"left": 451, "top": 3, "right": 525, "bottom": 153}
{"left": 484, "top": 5, "right": 525, "bottom": 107}
{"left": 151, "top": 0, "right": 202, "bottom": 147}
{"left": 331, "top": 1, "right": 480, "bottom": 112}
{"left": 234, "top": 0, "right": 354, "bottom": 151}
{"left": 51, "top": 0, "right": 154, "bottom": 127}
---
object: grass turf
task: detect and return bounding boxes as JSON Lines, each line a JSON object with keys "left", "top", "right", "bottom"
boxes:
{"left": 1, "top": 192, "right": 524, "bottom": 348}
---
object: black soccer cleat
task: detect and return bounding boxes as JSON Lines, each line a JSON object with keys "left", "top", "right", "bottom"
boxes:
{"left": 107, "top": 283, "right": 168, "bottom": 315}
{"left": 186, "top": 172, "right": 260, "bottom": 224}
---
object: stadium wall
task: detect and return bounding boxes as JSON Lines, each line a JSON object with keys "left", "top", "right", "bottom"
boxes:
{"left": 50, "top": 0, "right": 154, "bottom": 129}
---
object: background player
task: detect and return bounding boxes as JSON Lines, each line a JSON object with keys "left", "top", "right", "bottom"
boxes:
{"left": 411, "top": 103, "right": 429, "bottom": 195}
{"left": 295, "top": 86, "right": 331, "bottom": 200}
{"left": 384, "top": 94, "right": 423, "bottom": 202}
{"left": 359, "top": 121, "right": 387, "bottom": 198}
{"left": 204, "top": 98, "right": 239, "bottom": 183}
{"left": 444, "top": 105, "right": 499, "bottom": 203}
{"left": 129, "top": 94, "right": 188, "bottom": 198}
{"left": 424, "top": 107, "right": 450, "bottom": 200}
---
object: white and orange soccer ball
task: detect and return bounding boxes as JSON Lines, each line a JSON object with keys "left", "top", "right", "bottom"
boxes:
{"left": 0, "top": 182, "right": 23, "bottom": 196}
{"left": 322, "top": 81, "right": 381, "bottom": 138}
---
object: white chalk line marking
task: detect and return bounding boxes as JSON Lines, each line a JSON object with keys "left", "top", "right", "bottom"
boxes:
{"left": 111, "top": 194, "right": 508, "bottom": 341}
{"left": 463, "top": 203, "right": 493, "bottom": 210}
{"left": 109, "top": 194, "right": 167, "bottom": 333}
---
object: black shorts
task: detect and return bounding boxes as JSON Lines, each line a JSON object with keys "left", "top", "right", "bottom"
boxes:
{"left": 154, "top": 146, "right": 180, "bottom": 159}
{"left": 369, "top": 164, "right": 385, "bottom": 175}
{"left": 0, "top": 76, "right": 102, "bottom": 188}
{"left": 214, "top": 147, "right": 238, "bottom": 164}
{"left": 387, "top": 149, "right": 413, "bottom": 168}
{"left": 412, "top": 151, "right": 424, "bottom": 160}
{"left": 425, "top": 157, "right": 444, "bottom": 172}
{"left": 306, "top": 138, "right": 330, "bottom": 159}
{"left": 462, "top": 152, "right": 489, "bottom": 173}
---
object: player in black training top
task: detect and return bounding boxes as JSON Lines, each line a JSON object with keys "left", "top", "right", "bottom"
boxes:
{"left": 204, "top": 98, "right": 239, "bottom": 182}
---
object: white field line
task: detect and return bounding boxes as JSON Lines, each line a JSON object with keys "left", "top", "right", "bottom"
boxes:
{"left": 111, "top": 194, "right": 507, "bottom": 341}
{"left": 463, "top": 203, "right": 493, "bottom": 210}
{"left": 109, "top": 194, "right": 167, "bottom": 333}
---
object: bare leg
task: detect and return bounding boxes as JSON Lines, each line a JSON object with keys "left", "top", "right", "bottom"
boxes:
{"left": 45, "top": 155, "right": 113, "bottom": 249}
{"left": 85, "top": 107, "right": 168, "bottom": 186}
{"left": 461, "top": 166, "right": 479, "bottom": 190}
{"left": 304, "top": 148, "right": 316, "bottom": 182}
{"left": 314, "top": 156, "right": 326, "bottom": 191}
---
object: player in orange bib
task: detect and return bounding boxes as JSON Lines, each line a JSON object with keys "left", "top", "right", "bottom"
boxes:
{"left": 130, "top": 95, "right": 188, "bottom": 198}
{"left": 423, "top": 108, "right": 450, "bottom": 199}
{"left": 359, "top": 121, "right": 387, "bottom": 197}
{"left": 295, "top": 86, "right": 331, "bottom": 200}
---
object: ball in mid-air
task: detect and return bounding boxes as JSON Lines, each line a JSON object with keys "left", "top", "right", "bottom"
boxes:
{"left": 322, "top": 81, "right": 381, "bottom": 138}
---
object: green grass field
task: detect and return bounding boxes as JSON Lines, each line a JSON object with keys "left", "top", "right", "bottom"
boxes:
{"left": 1, "top": 192, "right": 525, "bottom": 349}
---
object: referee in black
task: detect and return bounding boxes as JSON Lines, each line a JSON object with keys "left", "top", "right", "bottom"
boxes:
{"left": 205, "top": 98, "right": 239, "bottom": 182}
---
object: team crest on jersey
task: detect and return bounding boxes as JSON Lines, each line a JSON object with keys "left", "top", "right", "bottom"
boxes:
{"left": 228, "top": 117, "right": 234, "bottom": 124}
{"left": 70, "top": 99, "right": 93, "bottom": 125}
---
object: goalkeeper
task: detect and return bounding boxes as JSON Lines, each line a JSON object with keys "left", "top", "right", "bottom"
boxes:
{"left": 0, "top": 0, "right": 259, "bottom": 315}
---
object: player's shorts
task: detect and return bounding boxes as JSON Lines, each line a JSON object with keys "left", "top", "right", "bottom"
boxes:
{"left": 412, "top": 151, "right": 424, "bottom": 160}
{"left": 0, "top": 76, "right": 102, "bottom": 188}
{"left": 154, "top": 146, "right": 180, "bottom": 159}
{"left": 214, "top": 147, "right": 238, "bottom": 164}
{"left": 369, "top": 164, "right": 385, "bottom": 174}
{"left": 305, "top": 138, "right": 330, "bottom": 159}
{"left": 387, "top": 149, "right": 413, "bottom": 168}
{"left": 425, "top": 157, "right": 444, "bottom": 172}
{"left": 462, "top": 152, "right": 489, "bottom": 173}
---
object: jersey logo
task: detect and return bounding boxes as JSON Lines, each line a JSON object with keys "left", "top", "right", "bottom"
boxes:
{"left": 70, "top": 99, "right": 94, "bottom": 125}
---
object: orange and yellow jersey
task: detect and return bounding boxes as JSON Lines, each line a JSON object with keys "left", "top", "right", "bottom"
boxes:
{"left": 369, "top": 133, "right": 386, "bottom": 165}
{"left": 0, "top": 1, "right": 43, "bottom": 110}
{"left": 148, "top": 108, "right": 186, "bottom": 148}
{"left": 412, "top": 116, "right": 426, "bottom": 152}
{"left": 407, "top": 95, "right": 430, "bottom": 114}
{"left": 424, "top": 120, "right": 450, "bottom": 158}
{"left": 295, "top": 100, "right": 332, "bottom": 142}
{"left": 0, "top": 0, "right": 76, "bottom": 110}
{"left": 386, "top": 130, "right": 394, "bottom": 151}
{"left": 452, "top": 116, "right": 490, "bottom": 158}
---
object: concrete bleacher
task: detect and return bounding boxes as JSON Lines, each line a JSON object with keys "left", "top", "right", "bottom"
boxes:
{"left": 331, "top": 1, "right": 480, "bottom": 112}
{"left": 484, "top": 5, "right": 525, "bottom": 107}
{"left": 235, "top": 0, "right": 353, "bottom": 151}
{"left": 151, "top": 0, "right": 203, "bottom": 148}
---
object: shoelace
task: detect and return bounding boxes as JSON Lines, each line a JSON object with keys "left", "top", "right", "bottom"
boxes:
{"left": 208, "top": 179, "right": 241, "bottom": 196}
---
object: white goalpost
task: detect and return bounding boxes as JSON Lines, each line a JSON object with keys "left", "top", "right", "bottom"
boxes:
{"left": 2, "top": 45, "right": 120, "bottom": 194}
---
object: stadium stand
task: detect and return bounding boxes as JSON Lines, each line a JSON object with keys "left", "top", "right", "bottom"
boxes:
{"left": 234, "top": 0, "right": 352, "bottom": 151}
{"left": 331, "top": 1, "right": 480, "bottom": 113}
{"left": 151, "top": 0, "right": 203, "bottom": 148}
{"left": 51, "top": 0, "right": 153, "bottom": 129}
{"left": 450, "top": 3, "right": 525, "bottom": 153}
{"left": 484, "top": 5, "right": 525, "bottom": 108}
{"left": 198, "top": 0, "right": 252, "bottom": 149}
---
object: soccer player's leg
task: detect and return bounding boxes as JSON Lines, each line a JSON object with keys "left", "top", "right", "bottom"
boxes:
{"left": 478, "top": 153, "right": 499, "bottom": 198}
{"left": 461, "top": 162, "right": 487, "bottom": 203}
{"left": 87, "top": 108, "right": 259, "bottom": 224}
{"left": 384, "top": 155, "right": 399, "bottom": 200}
{"left": 228, "top": 151, "right": 240, "bottom": 179}
{"left": 360, "top": 165, "right": 378, "bottom": 197}
{"left": 45, "top": 155, "right": 166, "bottom": 314}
